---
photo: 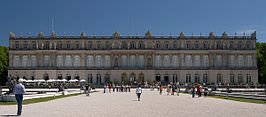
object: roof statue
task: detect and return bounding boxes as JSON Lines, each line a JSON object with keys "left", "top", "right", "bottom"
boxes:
{"left": 9, "top": 32, "right": 15, "bottom": 38}
{"left": 51, "top": 32, "right": 56, "bottom": 37}
{"left": 145, "top": 31, "right": 153, "bottom": 38}
{"left": 209, "top": 32, "right": 215, "bottom": 39}
{"left": 222, "top": 32, "right": 228, "bottom": 39}
{"left": 251, "top": 31, "right": 256, "bottom": 39}
{"left": 81, "top": 32, "right": 86, "bottom": 38}
{"left": 112, "top": 32, "right": 120, "bottom": 38}
{"left": 38, "top": 32, "right": 44, "bottom": 37}
{"left": 179, "top": 32, "right": 185, "bottom": 39}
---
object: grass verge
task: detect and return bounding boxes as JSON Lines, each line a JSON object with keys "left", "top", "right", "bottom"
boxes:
{"left": 0, "top": 93, "right": 82, "bottom": 105}
{"left": 210, "top": 95, "right": 266, "bottom": 104}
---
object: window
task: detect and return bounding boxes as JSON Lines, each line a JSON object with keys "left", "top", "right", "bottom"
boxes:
{"left": 246, "top": 74, "right": 252, "bottom": 83}
{"left": 105, "top": 74, "right": 110, "bottom": 83}
{"left": 246, "top": 41, "right": 251, "bottom": 49}
{"left": 186, "top": 41, "right": 191, "bottom": 49}
{"left": 105, "top": 41, "right": 110, "bottom": 49}
{"left": 156, "top": 41, "right": 160, "bottom": 49}
{"left": 139, "top": 41, "right": 144, "bottom": 49}
{"left": 194, "top": 74, "right": 200, "bottom": 83}
{"left": 32, "top": 41, "right": 36, "bottom": 49}
{"left": 44, "top": 41, "right": 49, "bottom": 49}
{"left": 88, "top": 41, "right": 93, "bottom": 49}
{"left": 96, "top": 41, "right": 101, "bottom": 49}
{"left": 238, "top": 74, "right": 243, "bottom": 83}
{"left": 75, "top": 41, "right": 80, "bottom": 49}
{"left": 186, "top": 74, "right": 191, "bottom": 83}
{"left": 173, "top": 74, "right": 178, "bottom": 83}
{"left": 230, "top": 74, "right": 235, "bottom": 84}
{"left": 43, "top": 55, "right": 50, "bottom": 67}
{"left": 130, "top": 41, "right": 136, "bottom": 49}
{"left": 15, "top": 41, "right": 19, "bottom": 49}
{"left": 23, "top": 41, "right": 28, "bottom": 49}
{"left": 173, "top": 41, "right": 177, "bottom": 49}
{"left": 237, "top": 41, "right": 242, "bottom": 49}
{"left": 96, "top": 74, "right": 101, "bottom": 84}
{"left": 58, "top": 41, "right": 63, "bottom": 49}
{"left": 203, "top": 74, "right": 208, "bottom": 83}
{"left": 88, "top": 74, "right": 93, "bottom": 83}
{"left": 229, "top": 41, "right": 234, "bottom": 49}
{"left": 164, "top": 41, "right": 169, "bottom": 49}
{"left": 57, "top": 56, "right": 63, "bottom": 67}
{"left": 217, "top": 73, "right": 223, "bottom": 83}
{"left": 73, "top": 55, "right": 80, "bottom": 67}
{"left": 122, "top": 41, "right": 128, "bottom": 49}
{"left": 203, "top": 41, "right": 208, "bottom": 49}
{"left": 66, "top": 41, "right": 71, "bottom": 49}
{"left": 195, "top": 41, "right": 199, "bottom": 49}
{"left": 147, "top": 42, "right": 153, "bottom": 49}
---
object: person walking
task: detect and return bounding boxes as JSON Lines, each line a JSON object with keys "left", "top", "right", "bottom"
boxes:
{"left": 136, "top": 85, "right": 142, "bottom": 101}
{"left": 191, "top": 85, "right": 195, "bottom": 98}
{"left": 203, "top": 84, "right": 208, "bottom": 96}
{"left": 159, "top": 85, "right": 163, "bottom": 95}
{"left": 14, "top": 78, "right": 26, "bottom": 116}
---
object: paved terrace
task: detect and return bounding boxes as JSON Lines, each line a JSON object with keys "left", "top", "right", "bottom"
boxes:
{"left": 0, "top": 89, "right": 265, "bottom": 117}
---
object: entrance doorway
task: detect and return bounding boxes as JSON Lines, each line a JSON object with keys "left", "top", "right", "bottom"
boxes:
{"left": 155, "top": 74, "right": 161, "bottom": 82}
{"left": 164, "top": 75, "right": 169, "bottom": 83}
{"left": 96, "top": 74, "right": 101, "bottom": 84}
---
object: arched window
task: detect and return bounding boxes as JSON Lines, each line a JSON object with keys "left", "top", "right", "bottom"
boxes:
{"left": 186, "top": 41, "right": 191, "bottom": 49}
{"left": 130, "top": 55, "right": 136, "bottom": 67}
{"left": 43, "top": 55, "right": 50, "bottom": 67}
{"left": 87, "top": 41, "right": 93, "bottom": 49}
{"left": 195, "top": 41, "right": 199, "bottom": 49}
{"left": 229, "top": 41, "right": 234, "bottom": 49}
{"left": 13, "top": 56, "right": 20, "bottom": 67}
{"left": 31, "top": 56, "right": 37, "bottom": 67}
{"left": 105, "top": 41, "right": 110, "bottom": 49}
{"left": 203, "top": 41, "right": 208, "bottom": 49}
{"left": 185, "top": 55, "right": 192, "bottom": 67}
{"left": 22, "top": 56, "right": 28, "bottom": 67}
{"left": 173, "top": 41, "right": 177, "bottom": 49}
{"left": 86, "top": 55, "right": 94, "bottom": 68}
{"left": 202, "top": 55, "right": 209, "bottom": 67}
{"left": 57, "top": 55, "right": 64, "bottom": 67}
{"left": 65, "top": 55, "right": 72, "bottom": 67}
{"left": 229, "top": 55, "right": 235, "bottom": 67}
{"left": 122, "top": 55, "right": 128, "bottom": 67}
{"left": 138, "top": 41, "right": 144, "bottom": 49}
{"left": 215, "top": 55, "right": 222, "bottom": 67}
{"left": 122, "top": 41, "right": 128, "bottom": 49}
{"left": 238, "top": 55, "right": 244, "bottom": 67}
{"left": 156, "top": 41, "right": 160, "bottom": 49}
{"left": 164, "top": 41, "right": 169, "bottom": 49}
{"left": 163, "top": 55, "right": 170, "bottom": 67}
{"left": 155, "top": 55, "right": 161, "bottom": 67}
{"left": 96, "top": 55, "right": 102, "bottom": 68}
{"left": 194, "top": 55, "right": 201, "bottom": 67}
{"left": 171, "top": 55, "right": 178, "bottom": 67}
{"left": 237, "top": 41, "right": 242, "bottom": 49}
{"left": 130, "top": 41, "right": 136, "bottom": 49}
{"left": 73, "top": 55, "right": 80, "bottom": 67}
{"left": 104, "top": 55, "right": 111, "bottom": 67}
{"left": 246, "top": 55, "right": 253, "bottom": 67}
{"left": 138, "top": 55, "right": 144, "bottom": 67}
{"left": 113, "top": 41, "right": 120, "bottom": 49}
{"left": 96, "top": 41, "right": 101, "bottom": 49}
{"left": 246, "top": 41, "right": 251, "bottom": 49}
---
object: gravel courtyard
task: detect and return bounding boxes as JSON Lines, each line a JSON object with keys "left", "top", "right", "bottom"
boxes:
{"left": 1, "top": 89, "right": 266, "bottom": 117}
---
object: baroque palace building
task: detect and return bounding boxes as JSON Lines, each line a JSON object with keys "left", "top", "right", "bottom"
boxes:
{"left": 8, "top": 31, "right": 258, "bottom": 85}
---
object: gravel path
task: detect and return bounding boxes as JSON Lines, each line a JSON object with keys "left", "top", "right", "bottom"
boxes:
{"left": 1, "top": 89, "right": 266, "bottom": 117}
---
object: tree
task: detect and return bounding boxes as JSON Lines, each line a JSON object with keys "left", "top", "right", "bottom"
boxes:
{"left": 0, "top": 46, "right": 8, "bottom": 86}
{"left": 256, "top": 42, "right": 266, "bottom": 84}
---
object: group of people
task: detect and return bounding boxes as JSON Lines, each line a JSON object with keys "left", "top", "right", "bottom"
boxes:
{"left": 191, "top": 83, "right": 208, "bottom": 98}
{"left": 157, "top": 83, "right": 181, "bottom": 96}
{"left": 103, "top": 83, "right": 132, "bottom": 93}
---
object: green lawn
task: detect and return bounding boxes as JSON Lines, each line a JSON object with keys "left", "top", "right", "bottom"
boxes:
{"left": 0, "top": 93, "right": 82, "bottom": 105}
{"left": 210, "top": 95, "right": 266, "bottom": 104}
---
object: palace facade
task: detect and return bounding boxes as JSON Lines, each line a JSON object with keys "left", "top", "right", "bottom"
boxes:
{"left": 8, "top": 31, "right": 258, "bottom": 85}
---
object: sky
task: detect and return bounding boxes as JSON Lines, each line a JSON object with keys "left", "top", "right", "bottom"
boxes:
{"left": 1, "top": 0, "right": 266, "bottom": 46}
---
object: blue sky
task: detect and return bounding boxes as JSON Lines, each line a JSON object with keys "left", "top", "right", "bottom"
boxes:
{"left": 1, "top": 0, "right": 266, "bottom": 46}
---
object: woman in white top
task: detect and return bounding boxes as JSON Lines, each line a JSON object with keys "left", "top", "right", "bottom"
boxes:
{"left": 136, "top": 85, "right": 142, "bottom": 101}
